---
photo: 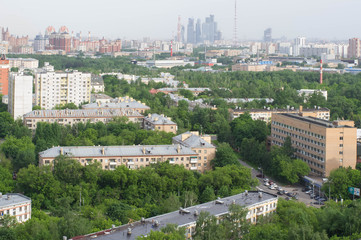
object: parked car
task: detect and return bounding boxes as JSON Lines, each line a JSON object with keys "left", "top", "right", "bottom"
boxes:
{"left": 264, "top": 182, "right": 270, "bottom": 186}
{"left": 277, "top": 191, "right": 284, "bottom": 195}
{"left": 313, "top": 201, "right": 325, "bottom": 205}
{"left": 257, "top": 174, "right": 265, "bottom": 178}
{"left": 269, "top": 185, "right": 276, "bottom": 190}
{"left": 310, "top": 194, "right": 315, "bottom": 199}
{"left": 319, "top": 198, "right": 326, "bottom": 202}
{"left": 269, "top": 181, "right": 274, "bottom": 185}
{"left": 305, "top": 190, "right": 313, "bottom": 194}
{"left": 263, "top": 178, "right": 269, "bottom": 182}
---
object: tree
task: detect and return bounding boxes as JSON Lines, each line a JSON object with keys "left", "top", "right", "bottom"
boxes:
{"left": 211, "top": 142, "right": 239, "bottom": 168}
{"left": 193, "top": 211, "right": 226, "bottom": 240}
{"left": 199, "top": 186, "right": 216, "bottom": 203}
{"left": 0, "top": 165, "right": 14, "bottom": 193}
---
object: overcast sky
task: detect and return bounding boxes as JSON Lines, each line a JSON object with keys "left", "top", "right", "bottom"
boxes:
{"left": 1, "top": 0, "right": 360, "bottom": 41}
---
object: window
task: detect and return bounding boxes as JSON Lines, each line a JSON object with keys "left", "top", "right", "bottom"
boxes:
{"left": 340, "top": 144, "right": 343, "bottom": 147}
{"left": 340, "top": 137, "right": 343, "bottom": 140}
{"left": 339, "top": 151, "right": 343, "bottom": 155}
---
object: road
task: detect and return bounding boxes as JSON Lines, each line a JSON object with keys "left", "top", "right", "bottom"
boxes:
{"left": 239, "top": 159, "right": 323, "bottom": 207}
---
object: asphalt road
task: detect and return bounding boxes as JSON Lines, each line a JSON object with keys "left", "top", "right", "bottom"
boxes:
{"left": 239, "top": 159, "right": 323, "bottom": 207}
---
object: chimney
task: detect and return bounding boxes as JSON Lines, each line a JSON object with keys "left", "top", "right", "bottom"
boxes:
{"left": 177, "top": 144, "right": 181, "bottom": 153}
{"left": 101, "top": 147, "right": 105, "bottom": 155}
{"left": 299, "top": 105, "right": 303, "bottom": 113}
{"left": 0, "top": 192, "right": 2, "bottom": 199}
{"left": 60, "top": 147, "right": 63, "bottom": 155}
{"left": 142, "top": 146, "right": 146, "bottom": 154}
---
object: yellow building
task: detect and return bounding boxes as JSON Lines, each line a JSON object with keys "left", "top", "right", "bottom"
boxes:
{"left": 271, "top": 113, "right": 357, "bottom": 176}
{"left": 172, "top": 131, "right": 216, "bottom": 172}
{"left": 143, "top": 113, "right": 177, "bottom": 134}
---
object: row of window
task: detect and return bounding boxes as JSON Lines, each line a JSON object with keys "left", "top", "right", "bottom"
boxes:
{"left": 272, "top": 121, "right": 325, "bottom": 140}
{"left": 272, "top": 127, "right": 325, "bottom": 147}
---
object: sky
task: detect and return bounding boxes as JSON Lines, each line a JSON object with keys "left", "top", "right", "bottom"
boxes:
{"left": 1, "top": 0, "right": 361, "bottom": 41}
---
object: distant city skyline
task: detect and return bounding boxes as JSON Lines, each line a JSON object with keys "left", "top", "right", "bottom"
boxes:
{"left": 1, "top": 0, "right": 361, "bottom": 41}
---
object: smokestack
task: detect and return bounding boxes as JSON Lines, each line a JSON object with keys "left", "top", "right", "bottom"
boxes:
{"left": 320, "top": 59, "right": 323, "bottom": 84}
{"left": 88, "top": 31, "right": 91, "bottom": 41}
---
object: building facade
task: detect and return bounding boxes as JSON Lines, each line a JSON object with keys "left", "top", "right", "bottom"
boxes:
{"left": 82, "top": 96, "right": 150, "bottom": 114}
{"left": 143, "top": 113, "right": 177, "bottom": 134}
{"left": 70, "top": 191, "right": 278, "bottom": 240}
{"left": 0, "top": 193, "right": 31, "bottom": 224}
{"left": 8, "top": 72, "right": 33, "bottom": 120}
{"left": 8, "top": 58, "right": 39, "bottom": 69}
{"left": 0, "top": 54, "right": 9, "bottom": 95}
{"left": 348, "top": 38, "right": 360, "bottom": 59}
{"left": 39, "top": 145, "right": 200, "bottom": 171}
{"left": 230, "top": 106, "right": 330, "bottom": 122}
{"left": 35, "top": 65, "right": 91, "bottom": 109}
{"left": 172, "top": 131, "right": 216, "bottom": 172}
{"left": 271, "top": 113, "right": 357, "bottom": 176}
{"left": 23, "top": 109, "right": 144, "bottom": 130}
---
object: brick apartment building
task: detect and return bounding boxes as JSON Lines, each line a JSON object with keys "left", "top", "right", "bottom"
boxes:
{"left": 271, "top": 113, "right": 357, "bottom": 176}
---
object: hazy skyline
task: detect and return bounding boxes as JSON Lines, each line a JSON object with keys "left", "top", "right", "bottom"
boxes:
{"left": 1, "top": 0, "right": 361, "bottom": 41}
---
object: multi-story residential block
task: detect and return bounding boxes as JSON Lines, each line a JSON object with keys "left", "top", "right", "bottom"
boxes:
{"left": 8, "top": 58, "right": 39, "bottom": 69}
{"left": 90, "top": 93, "right": 113, "bottom": 104}
{"left": 172, "top": 131, "right": 216, "bottom": 172}
{"left": 70, "top": 191, "right": 278, "bottom": 240}
{"left": 271, "top": 113, "right": 357, "bottom": 176}
{"left": 39, "top": 131, "right": 216, "bottom": 173}
{"left": 8, "top": 72, "right": 33, "bottom": 120}
{"left": 35, "top": 64, "right": 91, "bottom": 109}
{"left": 143, "top": 113, "right": 177, "bottom": 134}
{"left": 23, "top": 109, "right": 144, "bottom": 130}
{"left": 348, "top": 38, "right": 360, "bottom": 59}
{"left": 0, "top": 193, "right": 31, "bottom": 224}
{"left": 82, "top": 96, "right": 150, "bottom": 114}
{"left": 91, "top": 75, "right": 104, "bottom": 93}
{"left": 155, "top": 88, "right": 210, "bottom": 96}
{"left": 297, "top": 89, "right": 328, "bottom": 101}
{"left": 0, "top": 54, "right": 9, "bottom": 95}
{"left": 39, "top": 145, "right": 200, "bottom": 171}
{"left": 230, "top": 106, "right": 330, "bottom": 123}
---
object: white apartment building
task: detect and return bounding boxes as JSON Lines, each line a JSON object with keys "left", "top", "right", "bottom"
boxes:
{"left": 0, "top": 193, "right": 32, "bottom": 224}
{"left": 8, "top": 58, "right": 39, "bottom": 69}
{"left": 35, "top": 65, "right": 91, "bottom": 109}
{"left": 8, "top": 72, "right": 33, "bottom": 119}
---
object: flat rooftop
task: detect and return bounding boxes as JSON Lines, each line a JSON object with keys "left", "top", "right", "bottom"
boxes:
{"left": 277, "top": 113, "right": 353, "bottom": 128}
{"left": 0, "top": 193, "right": 31, "bottom": 209}
{"left": 23, "top": 109, "right": 143, "bottom": 118}
{"left": 233, "top": 107, "right": 329, "bottom": 113}
{"left": 71, "top": 191, "right": 277, "bottom": 240}
{"left": 39, "top": 145, "right": 197, "bottom": 159}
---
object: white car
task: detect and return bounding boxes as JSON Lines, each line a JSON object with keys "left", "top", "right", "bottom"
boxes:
{"left": 269, "top": 185, "right": 275, "bottom": 190}
{"left": 263, "top": 178, "right": 269, "bottom": 182}
{"left": 264, "top": 182, "right": 270, "bottom": 186}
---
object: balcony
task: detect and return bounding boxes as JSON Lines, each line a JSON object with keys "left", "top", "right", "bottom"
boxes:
{"left": 126, "top": 161, "right": 134, "bottom": 165}
{"left": 190, "top": 158, "right": 198, "bottom": 164}
{"left": 190, "top": 166, "right": 198, "bottom": 171}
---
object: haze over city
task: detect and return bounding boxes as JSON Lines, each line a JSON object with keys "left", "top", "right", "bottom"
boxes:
{"left": 1, "top": 0, "right": 361, "bottom": 40}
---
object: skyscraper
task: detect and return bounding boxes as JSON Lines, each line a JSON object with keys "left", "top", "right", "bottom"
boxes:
{"left": 202, "top": 15, "right": 221, "bottom": 43}
{"left": 293, "top": 36, "right": 306, "bottom": 56}
{"left": 0, "top": 54, "right": 9, "bottom": 95}
{"left": 187, "top": 18, "right": 195, "bottom": 44}
{"left": 264, "top": 28, "right": 272, "bottom": 42}
{"left": 348, "top": 38, "right": 361, "bottom": 59}
{"left": 195, "top": 19, "right": 202, "bottom": 44}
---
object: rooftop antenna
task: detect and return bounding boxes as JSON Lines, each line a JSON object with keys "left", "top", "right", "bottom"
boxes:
{"left": 171, "top": 40, "right": 173, "bottom": 57}
{"left": 234, "top": 0, "right": 238, "bottom": 46}
{"left": 88, "top": 31, "right": 90, "bottom": 41}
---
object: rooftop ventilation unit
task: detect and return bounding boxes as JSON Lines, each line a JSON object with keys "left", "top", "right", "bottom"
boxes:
{"left": 153, "top": 220, "right": 160, "bottom": 227}
{"left": 194, "top": 210, "right": 199, "bottom": 216}
{"left": 259, "top": 192, "right": 263, "bottom": 198}
{"left": 127, "top": 228, "right": 132, "bottom": 235}
{"left": 179, "top": 207, "right": 190, "bottom": 214}
{"left": 245, "top": 190, "right": 248, "bottom": 196}
{"left": 215, "top": 197, "right": 224, "bottom": 205}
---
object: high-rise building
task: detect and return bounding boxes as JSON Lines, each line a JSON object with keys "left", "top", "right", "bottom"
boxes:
{"left": 8, "top": 72, "right": 33, "bottom": 120}
{"left": 187, "top": 18, "right": 195, "bottom": 44}
{"left": 0, "top": 54, "right": 9, "bottom": 95}
{"left": 47, "top": 26, "right": 71, "bottom": 52}
{"left": 202, "top": 15, "right": 221, "bottom": 43}
{"left": 34, "top": 34, "right": 46, "bottom": 52}
{"left": 293, "top": 36, "right": 306, "bottom": 56}
{"left": 271, "top": 113, "right": 356, "bottom": 176}
{"left": 348, "top": 38, "right": 360, "bottom": 59}
{"left": 195, "top": 19, "right": 202, "bottom": 44}
{"left": 35, "top": 63, "right": 91, "bottom": 109}
{"left": 264, "top": 28, "right": 272, "bottom": 42}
